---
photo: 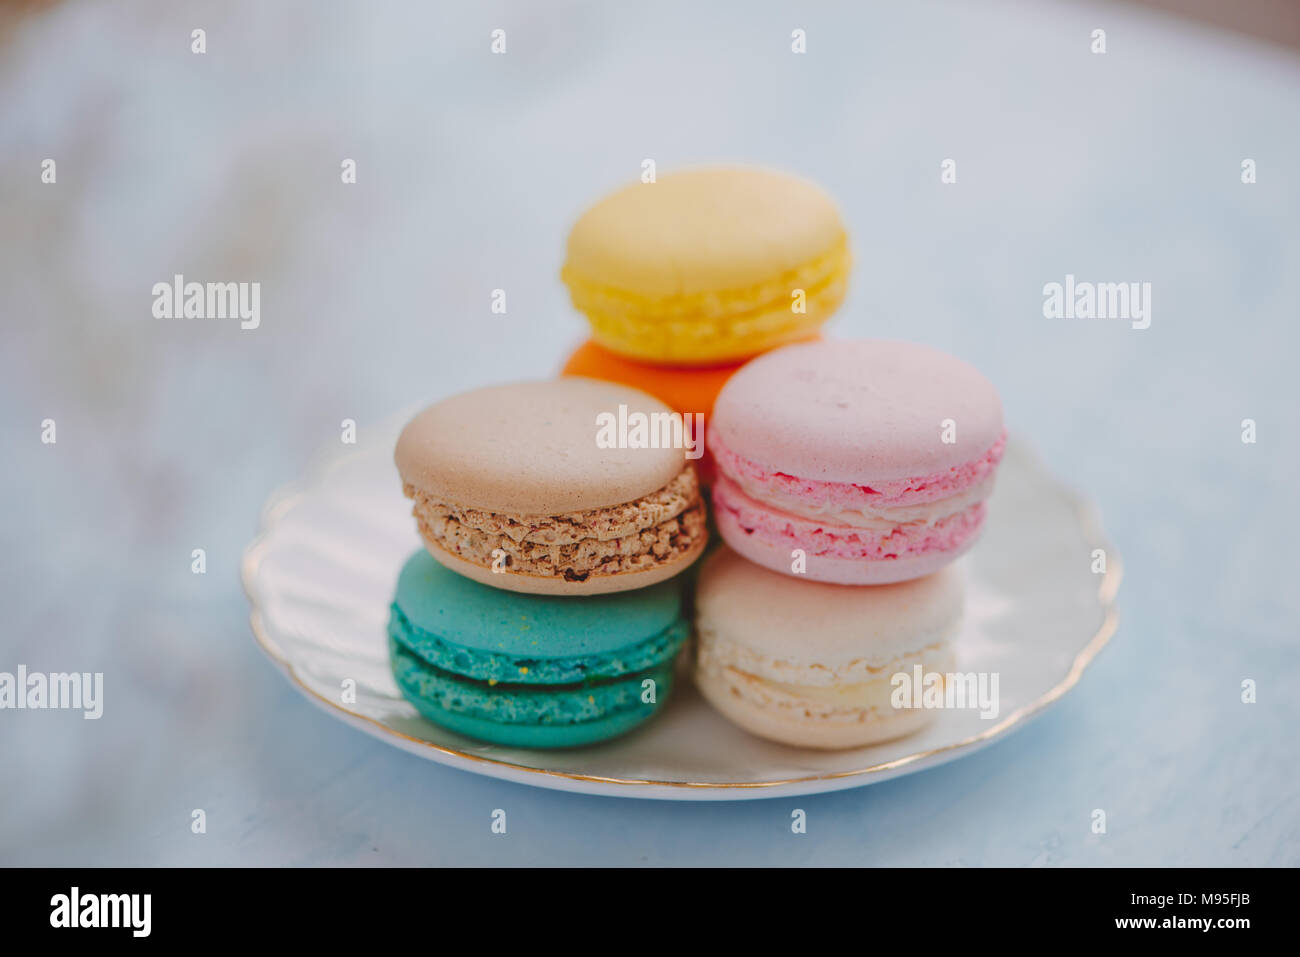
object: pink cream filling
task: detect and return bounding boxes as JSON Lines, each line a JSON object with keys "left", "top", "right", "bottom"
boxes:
{"left": 710, "top": 430, "right": 1007, "bottom": 512}
{"left": 712, "top": 476, "right": 987, "bottom": 560}
{"left": 708, "top": 430, "right": 1006, "bottom": 561}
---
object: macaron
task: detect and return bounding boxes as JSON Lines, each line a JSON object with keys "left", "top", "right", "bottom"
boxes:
{"left": 395, "top": 378, "right": 708, "bottom": 595}
{"left": 561, "top": 339, "right": 743, "bottom": 418}
{"left": 560, "top": 167, "right": 850, "bottom": 365}
{"left": 710, "top": 339, "right": 1006, "bottom": 585}
{"left": 389, "top": 550, "right": 689, "bottom": 748}
{"left": 694, "top": 546, "right": 963, "bottom": 749}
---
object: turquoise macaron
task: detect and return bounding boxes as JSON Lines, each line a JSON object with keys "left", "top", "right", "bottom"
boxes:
{"left": 388, "top": 550, "right": 691, "bottom": 748}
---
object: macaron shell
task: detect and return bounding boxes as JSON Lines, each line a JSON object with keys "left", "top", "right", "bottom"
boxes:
{"left": 710, "top": 339, "right": 1004, "bottom": 483}
{"left": 391, "top": 549, "right": 688, "bottom": 673}
{"left": 407, "top": 702, "right": 667, "bottom": 750}
{"left": 714, "top": 500, "right": 979, "bottom": 585}
{"left": 395, "top": 378, "right": 685, "bottom": 514}
{"left": 420, "top": 532, "right": 708, "bottom": 595}
{"left": 694, "top": 547, "right": 965, "bottom": 674}
{"left": 562, "top": 167, "right": 847, "bottom": 298}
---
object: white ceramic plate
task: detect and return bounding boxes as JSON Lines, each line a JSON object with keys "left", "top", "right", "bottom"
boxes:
{"left": 241, "top": 415, "right": 1120, "bottom": 800}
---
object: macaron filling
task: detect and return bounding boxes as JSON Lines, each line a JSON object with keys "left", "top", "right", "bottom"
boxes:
{"left": 405, "top": 464, "right": 707, "bottom": 582}
{"left": 389, "top": 601, "right": 690, "bottom": 686}
{"left": 710, "top": 431, "right": 1006, "bottom": 561}
{"left": 565, "top": 238, "right": 849, "bottom": 362}
{"left": 697, "top": 642, "right": 955, "bottom": 723}
{"left": 713, "top": 476, "right": 986, "bottom": 561}
{"left": 712, "top": 430, "right": 1006, "bottom": 513}
{"left": 565, "top": 236, "right": 848, "bottom": 325}
{"left": 391, "top": 636, "right": 677, "bottom": 728}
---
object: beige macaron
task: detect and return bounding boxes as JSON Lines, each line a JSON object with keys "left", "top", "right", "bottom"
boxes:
{"left": 395, "top": 378, "right": 708, "bottom": 595}
{"left": 694, "top": 547, "right": 964, "bottom": 749}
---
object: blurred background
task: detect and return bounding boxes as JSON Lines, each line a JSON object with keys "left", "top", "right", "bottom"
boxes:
{"left": 1, "top": 0, "right": 1297, "bottom": 865}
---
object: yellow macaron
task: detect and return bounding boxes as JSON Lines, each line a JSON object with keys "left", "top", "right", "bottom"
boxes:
{"left": 560, "top": 167, "right": 850, "bottom": 365}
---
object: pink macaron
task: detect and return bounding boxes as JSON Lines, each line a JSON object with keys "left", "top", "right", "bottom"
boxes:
{"left": 709, "top": 339, "right": 1006, "bottom": 584}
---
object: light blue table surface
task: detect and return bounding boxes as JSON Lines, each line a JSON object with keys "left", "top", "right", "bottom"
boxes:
{"left": 2, "top": 0, "right": 1297, "bottom": 865}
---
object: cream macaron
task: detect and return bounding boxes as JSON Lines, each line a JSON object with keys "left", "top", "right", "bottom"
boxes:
{"left": 694, "top": 547, "right": 963, "bottom": 749}
{"left": 395, "top": 378, "right": 708, "bottom": 595}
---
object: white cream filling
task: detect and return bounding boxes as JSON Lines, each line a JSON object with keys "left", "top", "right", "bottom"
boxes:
{"left": 700, "top": 644, "right": 958, "bottom": 719}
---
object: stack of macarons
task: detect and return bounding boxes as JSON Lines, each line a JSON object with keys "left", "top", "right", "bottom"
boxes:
{"left": 559, "top": 167, "right": 852, "bottom": 477}
{"left": 694, "top": 339, "right": 1006, "bottom": 748}
{"left": 389, "top": 378, "right": 708, "bottom": 748}
{"left": 386, "top": 164, "right": 1008, "bottom": 754}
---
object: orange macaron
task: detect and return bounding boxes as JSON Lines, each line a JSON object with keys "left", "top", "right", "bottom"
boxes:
{"left": 561, "top": 339, "right": 743, "bottom": 417}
